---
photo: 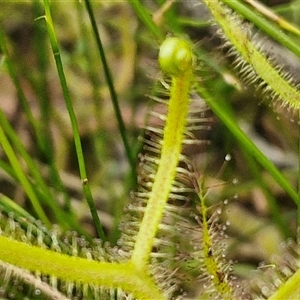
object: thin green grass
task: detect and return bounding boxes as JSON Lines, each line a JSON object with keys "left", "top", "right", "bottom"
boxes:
{"left": 42, "top": 0, "right": 105, "bottom": 241}
{"left": 33, "top": 1, "right": 71, "bottom": 212}
{"left": 84, "top": 0, "right": 138, "bottom": 188}
{"left": 0, "top": 124, "right": 50, "bottom": 227}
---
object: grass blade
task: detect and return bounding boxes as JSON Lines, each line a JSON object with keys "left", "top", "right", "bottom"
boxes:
{"left": 42, "top": 0, "right": 106, "bottom": 241}
{"left": 83, "top": 0, "right": 137, "bottom": 186}
{"left": 0, "top": 125, "right": 50, "bottom": 227}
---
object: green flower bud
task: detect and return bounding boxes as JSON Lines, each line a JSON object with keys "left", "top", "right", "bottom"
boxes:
{"left": 158, "top": 37, "right": 193, "bottom": 76}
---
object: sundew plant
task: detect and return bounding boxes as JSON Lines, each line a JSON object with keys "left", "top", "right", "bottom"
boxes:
{"left": 1, "top": 0, "right": 300, "bottom": 299}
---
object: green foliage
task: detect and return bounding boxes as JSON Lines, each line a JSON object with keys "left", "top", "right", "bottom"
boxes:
{"left": 1, "top": 0, "right": 300, "bottom": 299}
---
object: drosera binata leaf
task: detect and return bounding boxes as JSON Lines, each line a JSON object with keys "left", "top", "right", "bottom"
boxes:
{"left": 203, "top": 0, "right": 300, "bottom": 112}
{"left": 130, "top": 37, "right": 194, "bottom": 270}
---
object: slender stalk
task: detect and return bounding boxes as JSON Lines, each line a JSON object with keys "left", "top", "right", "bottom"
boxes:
{"left": 42, "top": 0, "right": 105, "bottom": 241}
{"left": 33, "top": 1, "right": 71, "bottom": 213}
{"left": 83, "top": 0, "right": 137, "bottom": 185}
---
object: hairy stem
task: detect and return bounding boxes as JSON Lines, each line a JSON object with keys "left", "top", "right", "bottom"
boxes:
{"left": 198, "top": 184, "right": 234, "bottom": 298}
{"left": 203, "top": 0, "right": 300, "bottom": 110}
{"left": 131, "top": 37, "right": 193, "bottom": 269}
{"left": 0, "top": 236, "right": 165, "bottom": 300}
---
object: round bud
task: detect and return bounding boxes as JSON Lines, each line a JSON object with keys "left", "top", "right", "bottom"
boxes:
{"left": 158, "top": 37, "right": 193, "bottom": 76}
